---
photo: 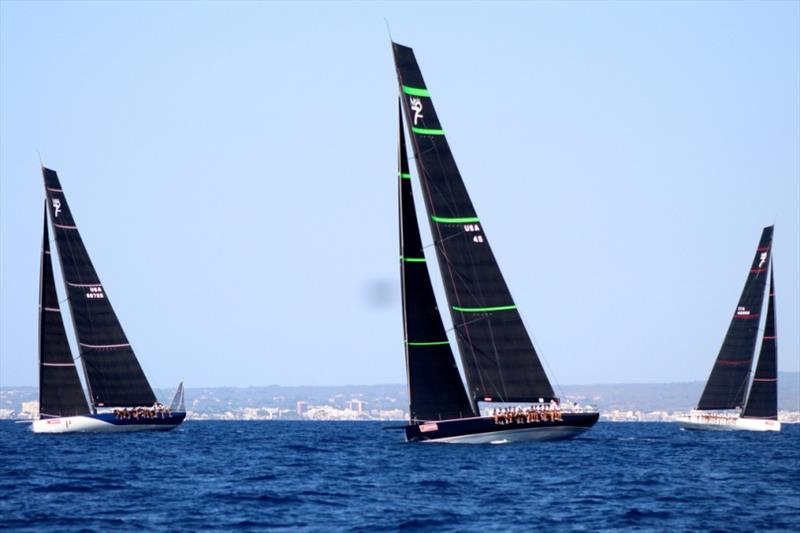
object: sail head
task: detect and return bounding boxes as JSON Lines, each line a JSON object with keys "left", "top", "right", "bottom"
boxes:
{"left": 393, "top": 42, "right": 555, "bottom": 407}
{"left": 697, "top": 226, "right": 773, "bottom": 410}
{"left": 43, "top": 167, "right": 156, "bottom": 408}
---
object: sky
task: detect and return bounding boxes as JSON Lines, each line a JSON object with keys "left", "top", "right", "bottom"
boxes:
{"left": 1, "top": 1, "right": 798, "bottom": 393}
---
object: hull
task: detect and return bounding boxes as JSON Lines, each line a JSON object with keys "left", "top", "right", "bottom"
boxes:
{"left": 405, "top": 412, "right": 599, "bottom": 443}
{"left": 678, "top": 412, "right": 780, "bottom": 432}
{"left": 32, "top": 412, "right": 186, "bottom": 434}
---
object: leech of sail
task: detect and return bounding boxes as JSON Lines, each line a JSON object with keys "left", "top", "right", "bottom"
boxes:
{"left": 452, "top": 304, "right": 517, "bottom": 313}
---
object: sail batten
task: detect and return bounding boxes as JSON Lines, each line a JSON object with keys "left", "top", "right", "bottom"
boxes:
{"left": 697, "top": 226, "right": 773, "bottom": 411}
{"left": 42, "top": 167, "right": 156, "bottom": 408}
{"left": 38, "top": 203, "right": 90, "bottom": 418}
{"left": 399, "top": 101, "right": 475, "bottom": 422}
{"left": 393, "top": 42, "right": 555, "bottom": 406}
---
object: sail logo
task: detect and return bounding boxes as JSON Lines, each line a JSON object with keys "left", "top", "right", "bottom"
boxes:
{"left": 758, "top": 252, "right": 768, "bottom": 268}
{"left": 52, "top": 199, "right": 62, "bottom": 218}
{"left": 410, "top": 97, "right": 424, "bottom": 125}
{"left": 736, "top": 306, "right": 750, "bottom": 316}
{"left": 86, "top": 286, "right": 105, "bottom": 300}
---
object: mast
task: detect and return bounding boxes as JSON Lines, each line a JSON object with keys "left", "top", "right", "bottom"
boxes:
{"left": 742, "top": 267, "right": 778, "bottom": 419}
{"left": 399, "top": 101, "right": 474, "bottom": 421}
{"left": 697, "top": 226, "right": 773, "bottom": 410}
{"left": 42, "top": 167, "right": 156, "bottom": 408}
{"left": 38, "top": 202, "right": 90, "bottom": 418}
{"left": 392, "top": 42, "right": 555, "bottom": 409}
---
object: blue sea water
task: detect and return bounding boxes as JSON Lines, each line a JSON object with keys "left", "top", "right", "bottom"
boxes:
{"left": 1, "top": 421, "right": 798, "bottom": 531}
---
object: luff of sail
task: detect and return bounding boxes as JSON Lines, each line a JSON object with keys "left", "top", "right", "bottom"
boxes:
{"left": 742, "top": 269, "right": 778, "bottom": 419}
{"left": 697, "top": 226, "right": 773, "bottom": 410}
{"left": 39, "top": 203, "right": 90, "bottom": 418}
{"left": 392, "top": 42, "right": 555, "bottom": 407}
{"left": 42, "top": 167, "right": 156, "bottom": 408}
{"left": 399, "top": 101, "right": 475, "bottom": 422}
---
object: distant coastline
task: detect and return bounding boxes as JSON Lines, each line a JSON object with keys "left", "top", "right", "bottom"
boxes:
{"left": 3, "top": 372, "right": 798, "bottom": 422}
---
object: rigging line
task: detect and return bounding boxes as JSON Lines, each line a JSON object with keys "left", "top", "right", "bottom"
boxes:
{"left": 517, "top": 304, "right": 563, "bottom": 400}
{"left": 454, "top": 326, "right": 506, "bottom": 403}
{"left": 443, "top": 314, "right": 487, "bottom": 334}
{"left": 421, "top": 230, "right": 461, "bottom": 249}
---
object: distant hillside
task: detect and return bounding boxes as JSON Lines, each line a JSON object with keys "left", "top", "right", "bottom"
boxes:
{"left": 2, "top": 373, "right": 798, "bottom": 415}
{"left": 560, "top": 372, "right": 799, "bottom": 412}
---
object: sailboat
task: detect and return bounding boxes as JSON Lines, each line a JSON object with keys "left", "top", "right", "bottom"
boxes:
{"left": 394, "top": 42, "right": 599, "bottom": 443}
{"left": 32, "top": 167, "right": 185, "bottom": 433}
{"left": 679, "top": 226, "right": 780, "bottom": 432}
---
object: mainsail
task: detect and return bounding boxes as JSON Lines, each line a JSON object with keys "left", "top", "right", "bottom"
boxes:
{"left": 42, "top": 167, "right": 156, "bottom": 408}
{"left": 742, "top": 269, "right": 778, "bottom": 419}
{"left": 697, "top": 226, "right": 773, "bottom": 410}
{"left": 38, "top": 204, "right": 90, "bottom": 417}
{"left": 393, "top": 42, "right": 555, "bottom": 407}
{"left": 399, "top": 102, "right": 475, "bottom": 421}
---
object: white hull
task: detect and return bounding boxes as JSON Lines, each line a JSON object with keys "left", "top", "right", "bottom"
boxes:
{"left": 426, "top": 424, "right": 591, "bottom": 444}
{"left": 31, "top": 415, "right": 177, "bottom": 433}
{"left": 678, "top": 412, "right": 780, "bottom": 432}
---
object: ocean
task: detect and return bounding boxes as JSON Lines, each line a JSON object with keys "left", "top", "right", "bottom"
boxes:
{"left": 1, "top": 421, "right": 798, "bottom": 531}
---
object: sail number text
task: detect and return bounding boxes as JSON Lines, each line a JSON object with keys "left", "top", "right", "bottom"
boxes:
{"left": 464, "top": 224, "right": 484, "bottom": 243}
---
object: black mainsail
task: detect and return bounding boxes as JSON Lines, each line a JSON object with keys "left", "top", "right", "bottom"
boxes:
{"left": 393, "top": 42, "right": 555, "bottom": 408}
{"left": 39, "top": 204, "right": 90, "bottom": 418}
{"left": 42, "top": 167, "right": 156, "bottom": 408}
{"left": 742, "top": 269, "right": 778, "bottom": 419}
{"left": 697, "top": 226, "right": 773, "bottom": 410}
{"left": 399, "top": 103, "right": 475, "bottom": 422}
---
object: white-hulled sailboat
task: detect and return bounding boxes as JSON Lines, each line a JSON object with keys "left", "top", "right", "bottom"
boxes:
{"left": 679, "top": 226, "right": 780, "bottom": 432}
{"left": 32, "top": 167, "right": 185, "bottom": 433}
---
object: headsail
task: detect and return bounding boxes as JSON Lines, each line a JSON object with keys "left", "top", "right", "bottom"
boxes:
{"left": 399, "top": 102, "right": 475, "bottom": 421}
{"left": 38, "top": 203, "right": 90, "bottom": 418}
{"left": 698, "top": 226, "right": 773, "bottom": 410}
{"left": 169, "top": 381, "right": 186, "bottom": 413}
{"left": 42, "top": 167, "right": 156, "bottom": 408}
{"left": 392, "top": 42, "right": 555, "bottom": 407}
{"left": 742, "top": 269, "right": 778, "bottom": 419}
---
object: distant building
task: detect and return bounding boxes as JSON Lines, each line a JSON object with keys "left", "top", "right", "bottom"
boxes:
{"left": 347, "top": 399, "right": 364, "bottom": 413}
{"left": 296, "top": 401, "right": 307, "bottom": 416}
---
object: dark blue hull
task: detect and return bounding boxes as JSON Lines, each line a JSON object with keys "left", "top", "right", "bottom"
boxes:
{"left": 404, "top": 412, "right": 599, "bottom": 443}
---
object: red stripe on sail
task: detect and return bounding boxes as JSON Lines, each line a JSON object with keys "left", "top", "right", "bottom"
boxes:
{"left": 716, "top": 359, "right": 750, "bottom": 366}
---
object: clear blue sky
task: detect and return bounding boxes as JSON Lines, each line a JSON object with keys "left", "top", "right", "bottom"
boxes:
{"left": 1, "top": 1, "right": 798, "bottom": 391}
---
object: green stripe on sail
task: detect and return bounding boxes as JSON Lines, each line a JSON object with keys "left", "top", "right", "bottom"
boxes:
{"left": 398, "top": 172, "right": 411, "bottom": 179}
{"left": 412, "top": 127, "right": 445, "bottom": 136}
{"left": 431, "top": 215, "right": 480, "bottom": 224}
{"left": 401, "top": 256, "right": 426, "bottom": 263}
{"left": 407, "top": 341, "right": 450, "bottom": 346}
{"left": 402, "top": 85, "right": 431, "bottom": 97}
{"left": 452, "top": 304, "right": 517, "bottom": 313}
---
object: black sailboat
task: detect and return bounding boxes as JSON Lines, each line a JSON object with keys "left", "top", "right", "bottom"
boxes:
{"left": 394, "top": 43, "right": 598, "bottom": 443}
{"left": 680, "top": 226, "right": 780, "bottom": 432}
{"left": 32, "top": 167, "right": 185, "bottom": 433}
